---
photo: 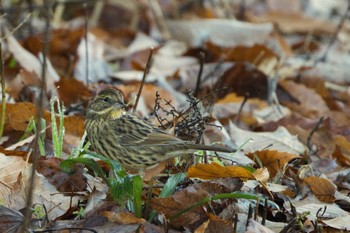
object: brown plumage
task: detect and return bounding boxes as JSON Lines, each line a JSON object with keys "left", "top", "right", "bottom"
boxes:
{"left": 85, "top": 88, "right": 235, "bottom": 171}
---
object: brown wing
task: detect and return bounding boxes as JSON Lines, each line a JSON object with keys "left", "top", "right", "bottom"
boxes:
{"left": 116, "top": 114, "right": 184, "bottom": 146}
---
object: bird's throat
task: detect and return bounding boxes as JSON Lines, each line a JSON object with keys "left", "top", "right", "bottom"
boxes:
{"left": 110, "top": 108, "right": 125, "bottom": 119}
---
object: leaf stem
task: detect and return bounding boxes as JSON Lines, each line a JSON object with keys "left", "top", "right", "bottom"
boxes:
{"left": 0, "top": 40, "right": 5, "bottom": 138}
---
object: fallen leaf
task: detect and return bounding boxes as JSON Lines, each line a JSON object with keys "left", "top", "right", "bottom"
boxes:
{"left": 36, "top": 157, "right": 87, "bottom": 193}
{"left": 252, "top": 167, "right": 270, "bottom": 183}
{"left": 322, "top": 214, "right": 350, "bottom": 230}
{"left": 247, "top": 12, "right": 335, "bottom": 35}
{"left": 187, "top": 162, "right": 255, "bottom": 180}
{"left": 194, "top": 213, "right": 234, "bottom": 233}
{"left": 0, "top": 205, "right": 24, "bottom": 233}
{"left": 150, "top": 179, "right": 241, "bottom": 229}
{"left": 102, "top": 211, "right": 145, "bottom": 224}
{"left": 7, "top": 35, "right": 60, "bottom": 92}
{"left": 229, "top": 122, "right": 305, "bottom": 155}
{"left": 165, "top": 19, "right": 273, "bottom": 47}
{"left": 332, "top": 145, "right": 350, "bottom": 167}
{"left": 303, "top": 176, "right": 336, "bottom": 203}
{"left": 246, "top": 218, "right": 274, "bottom": 233}
{"left": 246, "top": 150, "right": 300, "bottom": 178}
{"left": 279, "top": 80, "right": 329, "bottom": 118}
{"left": 56, "top": 78, "right": 93, "bottom": 106}
{"left": 214, "top": 62, "right": 269, "bottom": 100}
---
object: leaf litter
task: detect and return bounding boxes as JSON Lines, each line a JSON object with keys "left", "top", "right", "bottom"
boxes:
{"left": 0, "top": 0, "right": 350, "bottom": 232}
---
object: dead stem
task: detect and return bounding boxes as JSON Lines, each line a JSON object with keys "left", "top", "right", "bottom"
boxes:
{"left": 83, "top": 2, "right": 89, "bottom": 85}
{"left": 306, "top": 116, "right": 325, "bottom": 152}
{"left": 0, "top": 41, "right": 5, "bottom": 139}
{"left": 194, "top": 51, "right": 205, "bottom": 97}
{"left": 23, "top": 0, "right": 51, "bottom": 230}
{"left": 318, "top": 2, "right": 350, "bottom": 62}
{"left": 133, "top": 47, "right": 154, "bottom": 113}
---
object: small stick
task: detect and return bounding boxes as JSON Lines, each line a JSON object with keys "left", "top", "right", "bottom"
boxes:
{"left": 262, "top": 197, "right": 268, "bottom": 225}
{"left": 194, "top": 51, "right": 205, "bottom": 97}
{"left": 133, "top": 47, "right": 154, "bottom": 113}
{"left": 233, "top": 214, "right": 238, "bottom": 233}
{"left": 144, "top": 177, "right": 154, "bottom": 219}
{"left": 254, "top": 197, "right": 259, "bottom": 220}
{"left": 235, "top": 93, "right": 249, "bottom": 125}
{"left": 306, "top": 116, "right": 324, "bottom": 151}
{"left": 318, "top": 2, "right": 350, "bottom": 62}
{"left": 0, "top": 41, "right": 5, "bottom": 139}
{"left": 23, "top": 1, "right": 51, "bottom": 230}
{"left": 246, "top": 204, "right": 253, "bottom": 228}
{"left": 83, "top": 2, "right": 89, "bottom": 85}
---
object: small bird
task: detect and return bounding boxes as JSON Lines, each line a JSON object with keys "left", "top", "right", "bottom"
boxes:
{"left": 85, "top": 88, "right": 235, "bottom": 171}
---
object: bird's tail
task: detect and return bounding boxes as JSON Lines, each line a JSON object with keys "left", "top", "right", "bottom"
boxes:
{"left": 187, "top": 143, "right": 236, "bottom": 153}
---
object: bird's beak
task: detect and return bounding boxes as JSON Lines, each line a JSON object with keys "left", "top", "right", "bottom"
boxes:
{"left": 118, "top": 101, "right": 127, "bottom": 109}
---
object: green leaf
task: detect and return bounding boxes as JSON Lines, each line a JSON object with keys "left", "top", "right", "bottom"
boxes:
{"left": 132, "top": 175, "right": 143, "bottom": 218}
{"left": 8, "top": 57, "right": 17, "bottom": 68}
{"left": 159, "top": 173, "right": 187, "bottom": 198}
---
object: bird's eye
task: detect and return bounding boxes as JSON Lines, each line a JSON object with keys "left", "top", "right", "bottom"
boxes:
{"left": 103, "top": 97, "right": 111, "bottom": 103}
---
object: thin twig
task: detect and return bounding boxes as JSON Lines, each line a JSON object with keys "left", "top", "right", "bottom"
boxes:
{"left": 235, "top": 93, "right": 249, "bottom": 125}
{"left": 237, "top": 0, "right": 246, "bottom": 20}
{"left": 148, "top": 0, "right": 170, "bottom": 40}
{"left": 34, "top": 227, "right": 98, "bottom": 233}
{"left": 144, "top": 177, "right": 154, "bottom": 219}
{"left": 133, "top": 47, "right": 154, "bottom": 113}
{"left": 177, "top": 87, "right": 227, "bottom": 120}
{"left": 0, "top": 41, "right": 6, "bottom": 139}
{"left": 26, "top": 0, "right": 34, "bottom": 35}
{"left": 23, "top": 1, "right": 51, "bottom": 230}
{"left": 194, "top": 51, "right": 205, "bottom": 97}
{"left": 318, "top": 2, "right": 350, "bottom": 62}
{"left": 0, "top": 13, "right": 31, "bottom": 40}
{"left": 83, "top": 2, "right": 89, "bottom": 85}
{"left": 262, "top": 197, "right": 268, "bottom": 225}
{"left": 202, "top": 58, "right": 224, "bottom": 82}
{"left": 306, "top": 116, "right": 324, "bottom": 151}
{"left": 246, "top": 204, "right": 253, "bottom": 227}
{"left": 233, "top": 214, "right": 238, "bottom": 233}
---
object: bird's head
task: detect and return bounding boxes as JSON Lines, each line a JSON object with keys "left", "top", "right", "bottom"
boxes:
{"left": 86, "top": 88, "right": 126, "bottom": 120}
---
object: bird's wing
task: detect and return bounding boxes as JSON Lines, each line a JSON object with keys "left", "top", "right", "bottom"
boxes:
{"left": 117, "top": 115, "right": 183, "bottom": 146}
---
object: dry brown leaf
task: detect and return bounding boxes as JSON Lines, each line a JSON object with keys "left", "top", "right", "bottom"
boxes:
{"left": 194, "top": 213, "right": 234, "bottom": 233}
{"left": 6, "top": 70, "right": 41, "bottom": 100}
{"left": 206, "top": 42, "right": 278, "bottom": 67}
{"left": 150, "top": 179, "right": 241, "bottom": 229}
{"left": 188, "top": 162, "right": 255, "bottom": 180}
{"left": 102, "top": 211, "right": 145, "bottom": 224}
{"left": 332, "top": 145, "right": 350, "bottom": 167}
{"left": 303, "top": 176, "right": 336, "bottom": 203}
{"left": 0, "top": 153, "right": 27, "bottom": 191}
{"left": 0, "top": 102, "right": 85, "bottom": 137}
{"left": 36, "top": 157, "right": 87, "bottom": 193}
{"left": 142, "top": 160, "right": 169, "bottom": 181}
{"left": 252, "top": 167, "right": 269, "bottom": 183}
{"left": 247, "top": 150, "right": 300, "bottom": 178}
{"left": 247, "top": 12, "right": 335, "bottom": 35}
{"left": 279, "top": 80, "right": 329, "bottom": 118}
{"left": 56, "top": 78, "right": 92, "bottom": 106}
{"left": 214, "top": 62, "right": 269, "bottom": 100}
